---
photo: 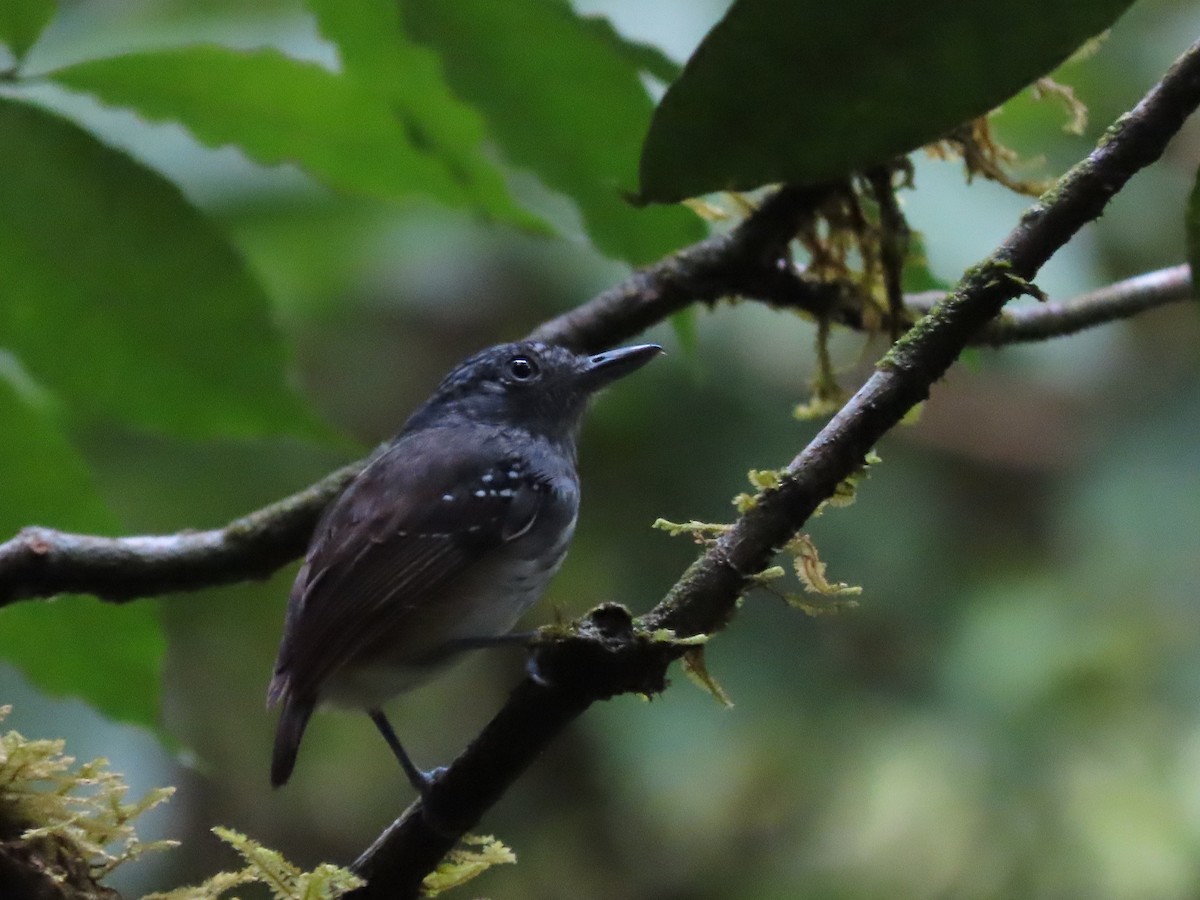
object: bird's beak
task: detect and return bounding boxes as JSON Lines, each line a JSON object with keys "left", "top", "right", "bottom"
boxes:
{"left": 577, "top": 344, "right": 664, "bottom": 392}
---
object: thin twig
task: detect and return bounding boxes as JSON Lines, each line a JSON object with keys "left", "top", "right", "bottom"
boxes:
{"left": 909, "top": 263, "right": 1194, "bottom": 344}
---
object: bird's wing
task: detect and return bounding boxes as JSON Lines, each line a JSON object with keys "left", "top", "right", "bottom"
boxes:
{"left": 271, "top": 426, "right": 549, "bottom": 703}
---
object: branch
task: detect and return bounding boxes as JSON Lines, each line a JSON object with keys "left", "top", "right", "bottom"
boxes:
{"left": 942, "top": 262, "right": 1193, "bottom": 345}
{"left": 761, "top": 262, "right": 1195, "bottom": 342}
{"left": 347, "top": 37, "right": 1200, "bottom": 897}
{"left": 0, "top": 465, "right": 359, "bottom": 605}
{"left": 528, "top": 183, "right": 842, "bottom": 350}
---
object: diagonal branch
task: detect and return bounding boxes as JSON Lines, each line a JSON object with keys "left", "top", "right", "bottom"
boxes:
{"left": 346, "top": 36, "right": 1200, "bottom": 898}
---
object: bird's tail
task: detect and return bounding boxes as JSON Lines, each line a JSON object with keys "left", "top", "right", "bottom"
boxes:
{"left": 269, "top": 684, "right": 314, "bottom": 788}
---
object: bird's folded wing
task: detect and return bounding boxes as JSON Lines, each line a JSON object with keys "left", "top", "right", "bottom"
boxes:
{"left": 273, "top": 428, "right": 545, "bottom": 701}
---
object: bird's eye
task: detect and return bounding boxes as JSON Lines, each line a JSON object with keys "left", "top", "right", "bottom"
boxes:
{"left": 506, "top": 356, "right": 539, "bottom": 381}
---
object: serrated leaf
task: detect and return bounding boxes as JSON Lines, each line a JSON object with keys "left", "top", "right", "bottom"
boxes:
{"left": 214, "top": 827, "right": 301, "bottom": 898}
{"left": 142, "top": 870, "right": 256, "bottom": 900}
{"left": 0, "top": 379, "right": 165, "bottom": 729}
{"left": 47, "top": 44, "right": 492, "bottom": 216}
{"left": 211, "top": 827, "right": 365, "bottom": 900}
{"left": 400, "top": 0, "right": 704, "bottom": 264}
{"left": 0, "top": 0, "right": 56, "bottom": 62}
{"left": 0, "top": 97, "right": 317, "bottom": 438}
{"left": 421, "top": 834, "right": 516, "bottom": 897}
{"left": 640, "top": 0, "right": 1137, "bottom": 202}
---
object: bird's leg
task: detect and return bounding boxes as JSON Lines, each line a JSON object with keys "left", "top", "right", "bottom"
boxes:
{"left": 524, "top": 650, "right": 551, "bottom": 687}
{"left": 368, "top": 708, "right": 443, "bottom": 800}
{"left": 442, "top": 631, "right": 537, "bottom": 650}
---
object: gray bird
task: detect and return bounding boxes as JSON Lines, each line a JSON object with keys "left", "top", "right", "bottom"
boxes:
{"left": 268, "top": 340, "right": 662, "bottom": 794}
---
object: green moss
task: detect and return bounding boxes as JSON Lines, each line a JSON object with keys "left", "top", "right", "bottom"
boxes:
{"left": 0, "top": 705, "right": 177, "bottom": 895}
{"left": 146, "top": 828, "right": 365, "bottom": 900}
{"left": 0, "top": 706, "right": 514, "bottom": 900}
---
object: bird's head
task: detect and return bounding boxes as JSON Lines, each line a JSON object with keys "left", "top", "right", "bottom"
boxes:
{"left": 403, "top": 341, "right": 663, "bottom": 443}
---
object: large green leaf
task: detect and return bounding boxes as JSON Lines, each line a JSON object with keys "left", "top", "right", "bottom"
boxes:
{"left": 47, "top": 44, "right": 507, "bottom": 217}
{"left": 0, "top": 379, "right": 164, "bottom": 728}
{"left": 0, "top": 0, "right": 55, "bottom": 62}
{"left": 305, "top": 0, "right": 541, "bottom": 230}
{"left": 400, "top": 0, "right": 704, "bottom": 264}
{"left": 640, "top": 0, "right": 1137, "bottom": 203}
{"left": 0, "top": 97, "right": 316, "bottom": 438}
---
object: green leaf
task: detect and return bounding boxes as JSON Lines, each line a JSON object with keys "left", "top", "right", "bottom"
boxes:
{"left": 306, "top": 0, "right": 542, "bottom": 230}
{"left": 0, "top": 379, "right": 164, "bottom": 729}
{"left": 574, "top": 14, "right": 682, "bottom": 85}
{"left": 0, "top": 96, "right": 316, "bottom": 438}
{"left": 640, "top": 0, "right": 1137, "bottom": 203}
{"left": 400, "top": 0, "right": 704, "bottom": 264}
{"left": 0, "top": 0, "right": 56, "bottom": 63}
{"left": 47, "top": 44, "right": 498, "bottom": 217}
{"left": 1186, "top": 165, "right": 1200, "bottom": 292}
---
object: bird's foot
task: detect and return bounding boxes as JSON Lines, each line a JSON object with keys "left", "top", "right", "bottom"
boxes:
{"left": 524, "top": 650, "right": 552, "bottom": 688}
{"left": 444, "top": 631, "right": 537, "bottom": 652}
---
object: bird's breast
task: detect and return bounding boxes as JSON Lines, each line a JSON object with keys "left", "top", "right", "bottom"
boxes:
{"left": 455, "top": 485, "right": 578, "bottom": 634}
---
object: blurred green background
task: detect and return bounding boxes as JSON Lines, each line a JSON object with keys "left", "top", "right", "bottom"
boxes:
{"left": 2, "top": 1, "right": 1200, "bottom": 897}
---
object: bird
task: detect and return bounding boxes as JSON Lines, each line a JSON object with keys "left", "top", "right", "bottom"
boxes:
{"left": 267, "top": 339, "right": 662, "bottom": 795}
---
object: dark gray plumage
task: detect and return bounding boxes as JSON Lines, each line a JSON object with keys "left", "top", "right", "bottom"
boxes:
{"left": 268, "top": 340, "right": 661, "bottom": 791}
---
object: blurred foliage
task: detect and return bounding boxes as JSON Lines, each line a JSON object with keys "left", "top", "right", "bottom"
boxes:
{"left": 0, "top": 0, "right": 1198, "bottom": 898}
{"left": 1187, "top": 165, "right": 1200, "bottom": 278}
{"left": 51, "top": 44, "right": 531, "bottom": 224}
{"left": 0, "top": 0, "right": 55, "bottom": 63}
